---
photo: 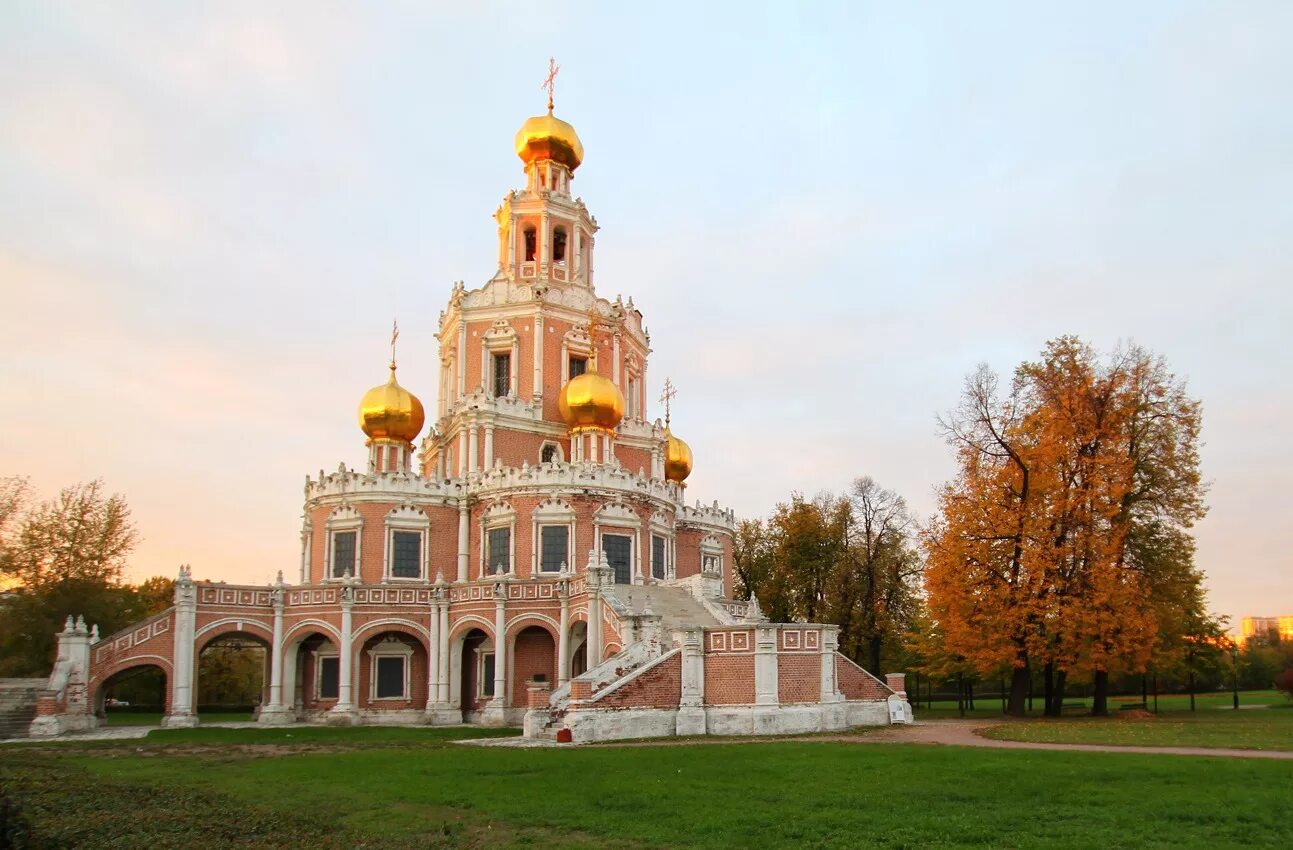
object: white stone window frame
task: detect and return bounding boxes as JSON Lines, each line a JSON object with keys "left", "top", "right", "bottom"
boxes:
{"left": 561, "top": 326, "right": 592, "bottom": 385}
{"left": 480, "top": 501, "right": 517, "bottom": 578}
{"left": 594, "top": 503, "right": 643, "bottom": 584}
{"left": 648, "top": 511, "right": 674, "bottom": 582}
{"left": 624, "top": 352, "right": 643, "bottom": 421}
{"left": 478, "top": 646, "right": 497, "bottom": 699}
{"left": 539, "top": 440, "right": 564, "bottom": 465}
{"left": 532, "top": 498, "right": 576, "bottom": 575}
{"left": 384, "top": 505, "right": 430, "bottom": 583}
{"left": 481, "top": 320, "right": 519, "bottom": 399}
{"left": 700, "top": 534, "right": 725, "bottom": 576}
{"left": 367, "top": 636, "right": 414, "bottom": 702}
{"left": 314, "top": 645, "right": 339, "bottom": 701}
{"left": 324, "top": 505, "right": 364, "bottom": 581}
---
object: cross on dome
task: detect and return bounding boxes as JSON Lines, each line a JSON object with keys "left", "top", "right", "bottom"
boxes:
{"left": 660, "top": 378, "right": 677, "bottom": 426}
{"left": 541, "top": 57, "right": 560, "bottom": 113}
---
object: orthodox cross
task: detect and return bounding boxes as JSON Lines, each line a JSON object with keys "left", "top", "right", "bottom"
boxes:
{"left": 585, "top": 306, "right": 600, "bottom": 372}
{"left": 389, "top": 319, "right": 400, "bottom": 370}
{"left": 542, "top": 57, "right": 560, "bottom": 112}
{"left": 659, "top": 378, "right": 677, "bottom": 426}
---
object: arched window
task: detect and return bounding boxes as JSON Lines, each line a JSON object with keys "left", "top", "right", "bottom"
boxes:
{"left": 552, "top": 227, "right": 567, "bottom": 263}
{"left": 524, "top": 227, "right": 537, "bottom": 262}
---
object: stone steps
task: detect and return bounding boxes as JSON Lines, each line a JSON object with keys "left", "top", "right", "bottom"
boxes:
{"left": 612, "top": 585, "right": 719, "bottom": 630}
{"left": 0, "top": 682, "right": 45, "bottom": 739}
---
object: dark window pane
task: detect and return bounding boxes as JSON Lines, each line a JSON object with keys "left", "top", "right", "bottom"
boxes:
{"left": 376, "top": 656, "right": 405, "bottom": 699}
{"left": 391, "top": 531, "right": 421, "bottom": 578}
{"left": 488, "top": 528, "right": 511, "bottom": 573}
{"left": 569, "top": 357, "right": 586, "bottom": 379}
{"left": 652, "top": 535, "right": 666, "bottom": 580}
{"left": 493, "top": 353, "right": 510, "bottom": 397}
{"left": 318, "top": 656, "right": 339, "bottom": 699}
{"left": 482, "top": 653, "right": 496, "bottom": 697}
{"left": 332, "top": 531, "right": 356, "bottom": 578}
{"left": 553, "top": 228, "right": 567, "bottom": 263}
{"left": 541, "top": 526, "right": 568, "bottom": 572}
{"left": 602, "top": 534, "right": 632, "bottom": 584}
{"left": 541, "top": 444, "right": 558, "bottom": 464}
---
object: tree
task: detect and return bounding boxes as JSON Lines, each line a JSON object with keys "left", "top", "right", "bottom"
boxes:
{"left": 732, "top": 518, "right": 774, "bottom": 603}
{"left": 1, "top": 480, "right": 137, "bottom": 589}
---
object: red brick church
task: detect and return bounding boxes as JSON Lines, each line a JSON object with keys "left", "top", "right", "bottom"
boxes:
{"left": 31, "top": 84, "right": 910, "bottom": 743}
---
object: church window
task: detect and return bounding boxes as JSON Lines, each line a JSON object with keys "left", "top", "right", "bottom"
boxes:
{"left": 540, "top": 442, "right": 560, "bottom": 464}
{"left": 375, "top": 656, "right": 406, "bottom": 699}
{"left": 332, "top": 531, "right": 356, "bottom": 578}
{"left": 480, "top": 652, "right": 496, "bottom": 697}
{"left": 317, "top": 656, "right": 339, "bottom": 699}
{"left": 492, "top": 352, "right": 511, "bottom": 397}
{"left": 524, "top": 227, "right": 537, "bottom": 262}
{"left": 651, "top": 535, "right": 666, "bottom": 580}
{"left": 569, "top": 356, "right": 587, "bottom": 379}
{"left": 626, "top": 376, "right": 639, "bottom": 418}
{"left": 552, "top": 227, "right": 567, "bottom": 263}
{"left": 488, "top": 527, "right": 511, "bottom": 573}
{"left": 602, "top": 533, "right": 632, "bottom": 584}
{"left": 540, "top": 525, "right": 569, "bottom": 572}
{"left": 390, "top": 530, "right": 421, "bottom": 579}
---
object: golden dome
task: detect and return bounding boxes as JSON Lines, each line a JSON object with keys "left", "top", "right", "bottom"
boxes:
{"left": 664, "top": 428, "right": 693, "bottom": 484}
{"left": 559, "top": 371, "right": 624, "bottom": 432}
{"left": 358, "top": 365, "right": 425, "bottom": 442}
{"left": 515, "top": 110, "right": 584, "bottom": 172}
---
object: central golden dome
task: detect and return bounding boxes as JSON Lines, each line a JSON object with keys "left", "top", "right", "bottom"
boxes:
{"left": 515, "top": 110, "right": 584, "bottom": 172}
{"left": 359, "top": 366, "right": 425, "bottom": 443}
{"left": 559, "top": 371, "right": 624, "bottom": 432}
{"left": 664, "top": 428, "right": 693, "bottom": 484}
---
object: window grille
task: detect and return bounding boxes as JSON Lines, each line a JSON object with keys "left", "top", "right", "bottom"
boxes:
{"left": 332, "top": 531, "right": 356, "bottom": 578}
{"left": 493, "top": 352, "right": 511, "bottom": 398}
{"left": 602, "top": 534, "right": 632, "bottom": 584}
{"left": 540, "top": 526, "right": 569, "bottom": 572}
{"left": 375, "top": 656, "right": 405, "bottom": 699}
{"left": 488, "top": 527, "right": 511, "bottom": 573}
{"left": 569, "top": 357, "right": 587, "bottom": 379}
{"left": 652, "top": 535, "right": 666, "bottom": 580}
{"left": 391, "top": 531, "right": 421, "bottom": 579}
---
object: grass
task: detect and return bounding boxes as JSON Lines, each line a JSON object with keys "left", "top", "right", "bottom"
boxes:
{"left": 913, "top": 689, "right": 1287, "bottom": 718}
{"left": 2, "top": 725, "right": 1291, "bottom": 848}
{"left": 982, "top": 703, "right": 1293, "bottom": 751}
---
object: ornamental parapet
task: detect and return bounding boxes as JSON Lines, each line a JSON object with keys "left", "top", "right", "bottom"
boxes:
{"left": 678, "top": 500, "right": 737, "bottom": 532}
{"left": 439, "top": 390, "right": 544, "bottom": 426}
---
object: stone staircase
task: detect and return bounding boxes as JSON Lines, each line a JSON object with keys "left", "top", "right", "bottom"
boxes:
{"left": 0, "top": 679, "right": 46, "bottom": 739}
{"left": 610, "top": 584, "right": 720, "bottom": 630}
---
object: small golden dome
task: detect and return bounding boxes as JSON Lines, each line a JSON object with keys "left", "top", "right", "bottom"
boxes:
{"left": 559, "top": 371, "right": 624, "bottom": 432}
{"left": 515, "top": 110, "right": 584, "bottom": 171}
{"left": 359, "top": 365, "right": 425, "bottom": 442}
{"left": 664, "top": 428, "right": 693, "bottom": 484}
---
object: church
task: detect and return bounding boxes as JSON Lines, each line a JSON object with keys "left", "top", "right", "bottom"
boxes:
{"left": 30, "top": 78, "right": 911, "bottom": 743}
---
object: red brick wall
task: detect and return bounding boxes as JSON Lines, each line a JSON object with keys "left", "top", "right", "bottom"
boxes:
{"left": 510, "top": 626, "right": 556, "bottom": 707}
{"left": 836, "top": 654, "right": 891, "bottom": 701}
{"left": 778, "top": 655, "right": 821, "bottom": 704}
{"left": 595, "top": 653, "right": 681, "bottom": 708}
{"left": 675, "top": 531, "right": 701, "bottom": 580}
{"left": 704, "top": 655, "right": 755, "bottom": 705}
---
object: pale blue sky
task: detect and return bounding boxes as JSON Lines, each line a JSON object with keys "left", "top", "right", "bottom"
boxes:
{"left": 1, "top": 2, "right": 1289, "bottom": 625}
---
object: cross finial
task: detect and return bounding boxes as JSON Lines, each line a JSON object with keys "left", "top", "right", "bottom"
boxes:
{"left": 660, "top": 378, "right": 677, "bottom": 426}
{"left": 585, "top": 306, "right": 601, "bottom": 373}
{"left": 389, "top": 319, "right": 400, "bottom": 372}
{"left": 541, "top": 57, "right": 560, "bottom": 113}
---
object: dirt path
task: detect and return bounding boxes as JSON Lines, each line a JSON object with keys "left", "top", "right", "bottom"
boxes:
{"left": 849, "top": 718, "right": 1293, "bottom": 760}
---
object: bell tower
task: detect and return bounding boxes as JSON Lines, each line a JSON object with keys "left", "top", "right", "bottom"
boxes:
{"left": 496, "top": 58, "right": 598, "bottom": 288}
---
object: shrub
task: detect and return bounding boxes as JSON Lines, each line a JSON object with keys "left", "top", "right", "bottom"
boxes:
{"left": 1275, "top": 668, "right": 1293, "bottom": 701}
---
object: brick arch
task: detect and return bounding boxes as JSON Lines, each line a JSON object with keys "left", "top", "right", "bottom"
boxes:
{"left": 90, "top": 657, "right": 172, "bottom": 716}
{"left": 447, "top": 616, "right": 495, "bottom": 645}
{"left": 282, "top": 619, "right": 341, "bottom": 647}
{"left": 352, "top": 619, "right": 430, "bottom": 651}
{"left": 504, "top": 614, "right": 559, "bottom": 644}
{"left": 195, "top": 619, "right": 274, "bottom": 654}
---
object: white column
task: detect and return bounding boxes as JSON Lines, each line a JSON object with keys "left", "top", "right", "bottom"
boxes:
{"left": 590, "top": 433, "right": 599, "bottom": 464}
{"left": 164, "top": 568, "right": 198, "bottom": 727}
{"left": 334, "top": 586, "right": 356, "bottom": 716}
{"left": 456, "top": 502, "right": 470, "bottom": 582}
{"left": 754, "top": 625, "right": 779, "bottom": 707}
{"left": 467, "top": 426, "right": 478, "bottom": 474}
{"left": 558, "top": 581, "right": 571, "bottom": 685}
{"left": 533, "top": 314, "right": 544, "bottom": 402}
{"left": 821, "top": 626, "right": 842, "bottom": 702}
{"left": 492, "top": 585, "right": 508, "bottom": 706}
{"left": 456, "top": 322, "right": 467, "bottom": 401}
{"left": 438, "top": 599, "right": 451, "bottom": 704}
{"left": 675, "top": 627, "right": 706, "bottom": 735}
{"left": 457, "top": 430, "right": 467, "bottom": 478}
{"left": 612, "top": 332, "right": 621, "bottom": 387}
{"left": 269, "top": 587, "right": 284, "bottom": 707}
{"left": 573, "top": 226, "right": 582, "bottom": 282}
{"left": 484, "top": 425, "right": 495, "bottom": 469}
{"left": 540, "top": 212, "right": 549, "bottom": 268}
{"left": 507, "top": 214, "right": 517, "bottom": 275}
{"left": 587, "top": 552, "right": 604, "bottom": 669}
{"left": 510, "top": 340, "right": 519, "bottom": 397}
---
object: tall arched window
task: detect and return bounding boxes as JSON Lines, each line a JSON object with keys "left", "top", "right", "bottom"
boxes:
{"left": 552, "top": 227, "right": 567, "bottom": 263}
{"left": 523, "top": 227, "right": 537, "bottom": 262}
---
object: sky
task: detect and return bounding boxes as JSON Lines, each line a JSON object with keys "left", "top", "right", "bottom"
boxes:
{"left": 1, "top": 2, "right": 1289, "bottom": 627}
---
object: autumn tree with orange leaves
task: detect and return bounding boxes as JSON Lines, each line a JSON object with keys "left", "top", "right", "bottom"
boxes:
{"left": 925, "top": 338, "right": 1207, "bottom": 716}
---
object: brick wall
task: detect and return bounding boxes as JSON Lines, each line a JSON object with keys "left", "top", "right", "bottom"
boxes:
{"left": 836, "top": 654, "right": 891, "bottom": 701}
{"left": 777, "top": 655, "right": 821, "bottom": 704}
{"left": 510, "top": 626, "right": 556, "bottom": 708}
{"left": 594, "top": 652, "right": 681, "bottom": 708}
{"left": 704, "top": 655, "right": 755, "bottom": 705}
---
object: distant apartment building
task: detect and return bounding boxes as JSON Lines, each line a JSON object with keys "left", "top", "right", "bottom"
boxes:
{"left": 1241, "top": 615, "right": 1293, "bottom": 644}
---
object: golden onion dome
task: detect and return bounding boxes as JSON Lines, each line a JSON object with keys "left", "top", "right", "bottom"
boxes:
{"left": 664, "top": 428, "right": 693, "bottom": 484}
{"left": 515, "top": 109, "right": 584, "bottom": 172}
{"left": 558, "top": 371, "right": 624, "bottom": 432}
{"left": 358, "top": 365, "right": 425, "bottom": 442}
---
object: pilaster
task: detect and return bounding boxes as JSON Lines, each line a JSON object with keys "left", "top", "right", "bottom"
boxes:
{"left": 163, "top": 566, "right": 199, "bottom": 728}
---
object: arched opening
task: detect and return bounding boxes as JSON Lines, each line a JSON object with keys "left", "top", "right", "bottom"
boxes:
{"left": 552, "top": 227, "right": 567, "bottom": 263}
{"left": 510, "top": 625, "right": 556, "bottom": 708}
{"left": 96, "top": 664, "right": 168, "bottom": 725}
{"left": 357, "top": 630, "right": 427, "bottom": 712}
{"left": 285, "top": 631, "right": 339, "bottom": 719}
{"left": 196, "top": 630, "right": 269, "bottom": 722}
{"left": 459, "top": 628, "right": 493, "bottom": 723}
{"left": 569, "top": 621, "right": 588, "bottom": 678}
{"left": 523, "top": 227, "right": 537, "bottom": 262}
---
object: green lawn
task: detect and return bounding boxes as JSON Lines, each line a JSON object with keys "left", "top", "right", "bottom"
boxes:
{"left": 983, "top": 704, "right": 1293, "bottom": 751}
{"left": 3, "top": 726, "right": 1291, "bottom": 848}
{"left": 914, "top": 689, "right": 1286, "bottom": 718}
